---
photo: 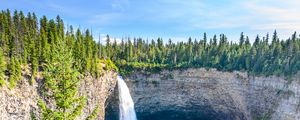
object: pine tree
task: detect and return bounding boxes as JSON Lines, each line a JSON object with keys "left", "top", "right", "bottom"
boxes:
{"left": 40, "top": 16, "right": 50, "bottom": 62}
{"left": 2, "top": 9, "right": 300, "bottom": 90}
{"left": 187, "top": 37, "right": 193, "bottom": 63}
{"left": 203, "top": 32, "right": 207, "bottom": 48}
{"left": 239, "top": 32, "right": 245, "bottom": 46}
{"left": 30, "top": 44, "right": 38, "bottom": 84}
{"left": 8, "top": 56, "right": 21, "bottom": 89}
{"left": 39, "top": 39, "right": 86, "bottom": 120}
{"left": 8, "top": 56, "right": 16, "bottom": 88}
{"left": 0, "top": 49, "right": 5, "bottom": 86}
{"left": 106, "top": 35, "right": 111, "bottom": 58}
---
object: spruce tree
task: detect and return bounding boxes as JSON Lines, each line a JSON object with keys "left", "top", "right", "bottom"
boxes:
{"left": 1, "top": 9, "right": 300, "bottom": 89}
{"left": 38, "top": 38, "right": 86, "bottom": 120}
{"left": 8, "top": 56, "right": 21, "bottom": 89}
{"left": 8, "top": 57, "right": 16, "bottom": 88}
{"left": 0, "top": 49, "right": 5, "bottom": 86}
{"left": 106, "top": 35, "right": 111, "bottom": 58}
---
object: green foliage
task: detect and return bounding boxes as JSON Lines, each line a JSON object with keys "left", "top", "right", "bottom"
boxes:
{"left": 0, "top": 49, "right": 5, "bottom": 86}
{"left": 1, "top": 9, "right": 300, "bottom": 119}
{"left": 5, "top": 9, "right": 300, "bottom": 82}
{"left": 112, "top": 32, "right": 300, "bottom": 77}
{"left": 0, "top": 10, "right": 121, "bottom": 89}
{"left": 98, "top": 59, "right": 118, "bottom": 71}
{"left": 30, "top": 110, "right": 37, "bottom": 120}
{"left": 38, "top": 39, "right": 86, "bottom": 120}
{"left": 0, "top": 9, "right": 299, "bottom": 83}
{"left": 105, "top": 59, "right": 118, "bottom": 71}
{"left": 8, "top": 56, "right": 21, "bottom": 89}
{"left": 38, "top": 99, "right": 55, "bottom": 119}
{"left": 0, "top": 12, "right": 119, "bottom": 120}
{"left": 85, "top": 105, "right": 100, "bottom": 120}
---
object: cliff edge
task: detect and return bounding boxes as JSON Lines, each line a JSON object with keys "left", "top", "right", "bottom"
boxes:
{"left": 0, "top": 71, "right": 117, "bottom": 120}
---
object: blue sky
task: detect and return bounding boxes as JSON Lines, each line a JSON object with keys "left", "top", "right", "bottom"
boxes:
{"left": 1, "top": 0, "right": 300, "bottom": 42}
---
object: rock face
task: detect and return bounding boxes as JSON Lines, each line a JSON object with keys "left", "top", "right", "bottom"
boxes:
{"left": 78, "top": 72, "right": 117, "bottom": 120}
{"left": 106, "top": 68, "right": 300, "bottom": 120}
{"left": 0, "top": 71, "right": 117, "bottom": 120}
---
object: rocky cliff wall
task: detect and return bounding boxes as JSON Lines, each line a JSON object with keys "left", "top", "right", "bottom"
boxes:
{"left": 0, "top": 71, "right": 117, "bottom": 120}
{"left": 106, "top": 68, "right": 300, "bottom": 120}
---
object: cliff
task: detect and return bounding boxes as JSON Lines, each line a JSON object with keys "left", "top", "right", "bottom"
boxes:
{"left": 2, "top": 67, "right": 300, "bottom": 120}
{"left": 106, "top": 68, "right": 300, "bottom": 120}
{"left": 0, "top": 71, "right": 117, "bottom": 120}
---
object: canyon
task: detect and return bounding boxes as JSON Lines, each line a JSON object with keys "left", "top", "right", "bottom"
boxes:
{"left": 106, "top": 68, "right": 300, "bottom": 120}
{"left": 0, "top": 68, "right": 300, "bottom": 120}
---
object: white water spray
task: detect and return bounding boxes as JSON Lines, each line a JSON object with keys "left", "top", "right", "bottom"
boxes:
{"left": 117, "top": 76, "right": 137, "bottom": 120}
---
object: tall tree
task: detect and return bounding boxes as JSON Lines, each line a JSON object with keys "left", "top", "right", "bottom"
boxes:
{"left": 39, "top": 39, "right": 86, "bottom": 120}
{"left": 0, "top": 49, "right": 5, "bottom": 86}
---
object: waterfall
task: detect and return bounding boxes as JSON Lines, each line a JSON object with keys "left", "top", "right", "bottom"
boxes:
{"left": 117, "top": 76, "right": 137, "bottom": 120}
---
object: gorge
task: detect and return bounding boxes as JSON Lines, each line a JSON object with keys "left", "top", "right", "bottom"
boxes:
{"left": 0, "top": 68, "right": 300, "bottom": 120}
{"left": 106, "top": 68, "right": 300, "bottom": 120}
{"left": 0, "top": 8, "right": 300, "bottom": 120}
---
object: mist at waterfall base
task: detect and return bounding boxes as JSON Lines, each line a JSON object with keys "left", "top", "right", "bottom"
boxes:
{"left": 117, "top": 76, "right": 137, "bottom": 120}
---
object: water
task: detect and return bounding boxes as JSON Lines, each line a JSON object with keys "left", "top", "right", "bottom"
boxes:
{"left": 117, "top": 76, "right": 137, "bottom": 120}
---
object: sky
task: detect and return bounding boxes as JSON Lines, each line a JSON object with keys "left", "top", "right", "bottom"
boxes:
{"left": 1, "top": 0, "right": 300, "bottom": 43}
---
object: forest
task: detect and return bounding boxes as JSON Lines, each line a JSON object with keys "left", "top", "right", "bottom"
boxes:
{"left": 1, "top": 9, "right": 300, "bottom": 89}
{"left": 113, "top": 31, "right": 300, "bottom": 77}
{"left": 0, "top": 10, "right": 118, "bottom": 119}
{"left": 1, "top": 9, "right": 300, "bottom": 119}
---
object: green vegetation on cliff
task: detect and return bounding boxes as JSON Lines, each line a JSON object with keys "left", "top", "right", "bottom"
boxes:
{"left": 112, "top": 32, "right": 300, "bottom": 77}
{"left": 0, "top": 9, "right": 118, "bottom": 119}
{"left": 38, "top": 39, "right": 86, "bottom": 119}
{"left": 1, "top": 9, "right": 300, "bottom": 82}
{"left": 0, "top": 9, "right": 117, "bottom": 88}
{"left": 0, "top": 49, "right": 5, "bottom": 86}
{"left": 0, "top": 8, "right": 299, "bottom": 119}
{"left": 0, "top": 9, "right": 300, "bottom": 82}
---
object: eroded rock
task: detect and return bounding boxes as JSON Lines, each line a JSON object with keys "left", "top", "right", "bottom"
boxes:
{"left": 106, "top": 68, "right": 300, "bottom": 120}
{"left": 0, "top": 71, "right": 117, "bottom": 120}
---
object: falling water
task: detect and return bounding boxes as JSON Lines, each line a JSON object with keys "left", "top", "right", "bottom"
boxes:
{"left": 117, "top": 76, "right": 137, "bottom": 120}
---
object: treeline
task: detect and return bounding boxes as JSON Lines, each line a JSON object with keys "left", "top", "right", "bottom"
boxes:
{"left": 0, "top": 9, "right": 299, "bottom": 118}
{"left": 1, "top": 9, "right": 300, "bottom": 86}
{"left": 0, "top": 9, "right": 118, "bottom": 119}
{"left": 0, "top": 10, "right": 117, "bottom": 88}
{"left": 107, "top": 32, "right": 300, "bottom": 77}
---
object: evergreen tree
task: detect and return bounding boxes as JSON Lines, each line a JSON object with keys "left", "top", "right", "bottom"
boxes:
{"left": 8, "top": 56, "right": 21, "bottom": 89}
{"left": 0, "top": 49, "right": 5, "bottom": 86}
{"left": 106, "top": 35, "right": 111, "bottom": 58}
{"left": 1, "top": 9, "right": 300, "bottom": 91}
{"left": 39, "top": 39, "right": 85, "bottom": 120}
{"left": 40, "top": 16, "right": 50, "bottom": 62}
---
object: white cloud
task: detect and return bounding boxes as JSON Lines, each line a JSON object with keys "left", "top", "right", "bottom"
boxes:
{"left": 244, "top": 0, "right": 300, "bottom": 31}
{"left": 85, "top": 0, "right": 300, "bottom": 41}
{"left": 112, "top": 0, "right": 129, "bottom": 11}
{"left": 253, "top": 23, "right": 300, "bottom": 30}
{"left": 87, "top": 13, "right": 121, "bottom": 25}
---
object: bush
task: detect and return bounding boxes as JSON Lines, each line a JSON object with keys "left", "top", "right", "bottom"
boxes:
{"left": 98, "top": 59, "right": 118, "bottom": 72}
